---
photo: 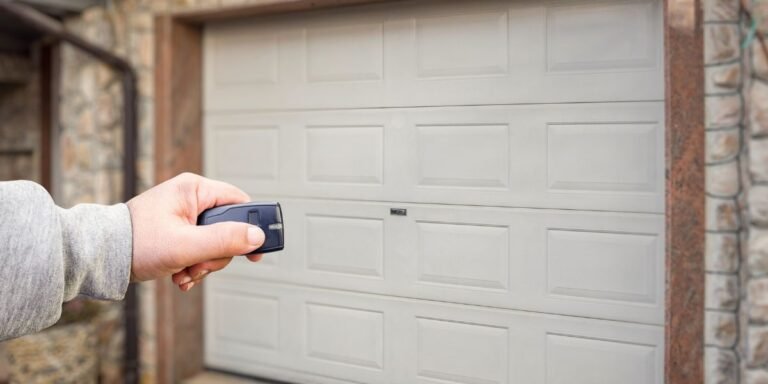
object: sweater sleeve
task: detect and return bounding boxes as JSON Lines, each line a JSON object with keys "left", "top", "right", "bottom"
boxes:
{"left": 0, "top": 180, "right": 133, "bottom": 341}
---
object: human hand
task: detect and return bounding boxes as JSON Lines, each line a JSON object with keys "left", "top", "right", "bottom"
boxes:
{"left": 127, "top": 173, "right": 265, "bottom": 291}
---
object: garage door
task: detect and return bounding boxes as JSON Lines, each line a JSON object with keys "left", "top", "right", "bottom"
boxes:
{"left": 203, "top": 0, "right": 665, "bottom": 383}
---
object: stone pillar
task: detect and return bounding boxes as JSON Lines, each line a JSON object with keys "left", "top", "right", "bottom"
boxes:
{"left": 704, "top": 0, "right": 744, "bottom": 383}
{"left": 745, "top": 1, "right": 768, "bottom": 383}
{"left": 57, "top": 1, "right": 159, "bottom": 382}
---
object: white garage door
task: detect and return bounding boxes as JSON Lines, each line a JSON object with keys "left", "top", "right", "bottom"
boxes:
{"left": 203, "top": 0, "right": 665, "bottom": 383}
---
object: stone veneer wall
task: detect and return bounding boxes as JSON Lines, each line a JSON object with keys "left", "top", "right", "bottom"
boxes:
{"left": 56, "top": 1, "right": 248, "bottom": 382}
{"left": 704, "top": 0, "right": 745, "bottom": 382}
{"left": 704, "top": 0, "right": 768, "bottom": 383}
{"left": 57, "top": 1, "right": 158, "bottom": 382}
{"left": 0, "top": 46, "right": 42, "bottom": 384}
{"left": 744, "top": 0, "right": 768, "bottom": 383}
{"left": 0, "top": 53, "right": 41, "bottom": 183}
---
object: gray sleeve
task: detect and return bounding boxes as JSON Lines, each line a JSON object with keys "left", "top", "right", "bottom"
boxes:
{"left": 0, "top": 180, "right": 133, "bottom": 341}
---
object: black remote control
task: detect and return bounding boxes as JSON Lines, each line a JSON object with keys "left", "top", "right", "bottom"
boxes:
{"left": 197, "top": 202, "right": 284, "bottom": 254}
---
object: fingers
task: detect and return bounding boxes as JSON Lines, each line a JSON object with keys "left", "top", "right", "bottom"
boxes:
{"left": 187, "top": 257, "right": 233, "bottom": 280}
{"left": 174, "top": 255, "right": 264, "bottom": 291}
{"left": 172, "top": 269, "right": 192, "bottom": 285}
{"left": 193, "top": 175, "right": 251, "bottom": 214}
{"left": 173, "top": 257, "right": 233, "bottom": 291}
{"left": 180, "top": 280, "right": 196, "bottom": 292}
{"left": 176, "top": 222, "right": 265, "bottom": 266}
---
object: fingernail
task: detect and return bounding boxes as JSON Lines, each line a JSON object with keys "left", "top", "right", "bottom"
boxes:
{"left": 195, "top": 270, "right": 209, "bottom": 280}
{"left": 247, "top": 226, "right": 265, "bottom": 246}
{"left": 184, "top": 281, "right": 195, "bottom": 291}
{"left": 179, "top": 275, "right": 192, "bottom": 285}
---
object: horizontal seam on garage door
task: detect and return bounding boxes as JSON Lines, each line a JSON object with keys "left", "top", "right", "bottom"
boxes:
{"left": 215, "top": 275, "right": 666, "bottom": 328}
{"left": 204, "top": 100, "right": 666, "bottom": 115}
{"left": 243, "top": 196, "right": 666, "bottom": 216}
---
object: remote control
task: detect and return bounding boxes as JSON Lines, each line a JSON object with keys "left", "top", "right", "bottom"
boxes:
{"left": 197, "top": 202, "right": 284, "bottom": 254}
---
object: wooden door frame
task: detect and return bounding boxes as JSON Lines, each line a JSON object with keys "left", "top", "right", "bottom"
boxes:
{"left": 154, "top": 0, "right": 704, "bottom": 382}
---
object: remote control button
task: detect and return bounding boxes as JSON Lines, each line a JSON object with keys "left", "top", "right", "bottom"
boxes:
{"left": 248, "top": 210, "right": 261, "bottom": 226}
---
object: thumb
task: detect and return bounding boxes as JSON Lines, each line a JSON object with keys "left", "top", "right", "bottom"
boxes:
{"left": 179, "top": 222, "right": 265, "bottom": 265}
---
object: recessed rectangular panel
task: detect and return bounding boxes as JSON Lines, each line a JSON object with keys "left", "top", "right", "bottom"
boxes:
{"left": 547, "top": 229, "right": 658, "bottom": 303}
{"left": 213, "top": 126, "right": 279, "bottom": 180}
{"left": 547, "top": 123, "right": 658, "bottom": 192}
{"left": 417, "top": 318, "right": 508, "bottom": 384}
{"left": 306, "top": 215, "right": 384, "bottom": 277}
{"left": 546, "top": 334, "right": 657, "bottom": 384}
{"left": 206, "top": 0, "right": 663, "bottom": 110}
{"left": 212, "top": 33, "right": 278, "bottom": 85}
{"left": 306, "top": 303, "right": 384, "bottom": 369}
{"left": 416, "top": 11, "right": 509, "bottom": 78}
{"left": 418, "top": 124, "right": 509, "bottom": 188}
{"left": 213, "top": 291, "right": 279, "bottom": 350}
{"left": 306, "top": 23, "right": 383, "bottom": 82}
{"left": 546, "top": 1, "right": 657, "bottom": 72}
{"left": 417, "top": 222, "right": 509, "bottom": 290}
{"left": 306, "top": 126, "right": 383, "bottom": 184}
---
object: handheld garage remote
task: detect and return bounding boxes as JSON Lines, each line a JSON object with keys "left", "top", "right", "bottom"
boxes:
{"left": 197, "top": 202, "right": 284, "bottom": 254}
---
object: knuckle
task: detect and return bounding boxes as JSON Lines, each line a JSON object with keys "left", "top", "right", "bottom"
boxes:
{"left": 176, "top": 172, "right": 200, "bottom": 187}
{"left": 179, "top": 172, "right": 197, "bottom": 180}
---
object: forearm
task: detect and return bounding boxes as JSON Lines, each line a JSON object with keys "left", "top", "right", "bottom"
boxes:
{"left": 0, "top": 181, "right": 133, "bottom": 340}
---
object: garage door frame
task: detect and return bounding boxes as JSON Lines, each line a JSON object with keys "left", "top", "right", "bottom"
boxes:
{"left": 153, "top": 1, "right": 704, "bottom": 382}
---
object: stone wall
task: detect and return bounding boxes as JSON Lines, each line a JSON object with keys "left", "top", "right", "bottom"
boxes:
{"left": 55, "top": 1, "right": 271, "bottom": 381}
{"left": 744, "top": 1, "right": 768, "bottom": 383}
{"left": 58, "top": 1, "right": 278, "bottom": 382}
{"left": 704, "top": 0, "right": 745, "bottom": 383}
{"left": 0, "top": 52, "right": 40, "bottom": 183}
{"left": 703, "top": 0, "right": 768, "bottom": 383}
{"left": 0, "top": 46, "right": 42, "bottom": 384}
{"left": 57, "top": 1, "right": 159, "bottom": 383}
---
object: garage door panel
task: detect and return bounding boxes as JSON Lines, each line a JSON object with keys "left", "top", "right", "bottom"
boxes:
{"left": 545, "top": 1, "right": 658, "bottom": 73}
{"left": 206, "top": 280, "right": 663, "bottom": 384}
{"left": 545, "top": 333, "right": 656, "bottom": 384}
{"left": 305, "top": 215, "right": 385, "bottom": 278}
{"left": 205, "top": 102, "right": 664, "bottom": 212}
{"left": 415, "top": 317, "right": 509, "bottom": 384}
{"left": 204, "top": 0, "right": 662, "bottom": 111}
{"left": 209, "top": 29, "right": 279, "bottom": 86}
{"left": 546, "top": 229, "right": 658, "bottom": 304}
{"left": 546, "top": 122, "right": 659, "bottom": 193}
{"left": 416, "top": 124, "right": 510, "bottom": 189}
{"left": 204, "top": 0, "right": 666, "bottom": 380}
{"left": 209, "top": 125, "right": 280, "bottom": 181}
{"left": 306, "top": 125, "right": 384, "bottom": 184}
{"left": 205, "top": 289, "right": 283, "bottom": 364}
{"left": 305, "top": 303, "right": 385, "bottom": 370}
{"left": 306, "top": 23, "right": 384, "bottom": 83}
{"left": 218, "top": 199, "right": 663, "bottom": 324}
{"left": 416, "top": 221, "right": 510, "bottom": 291}
{"left": 414, "top": 11, "right": 509, "bottom": 79}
